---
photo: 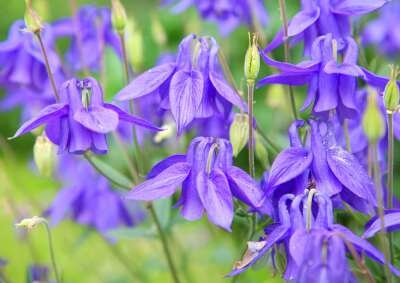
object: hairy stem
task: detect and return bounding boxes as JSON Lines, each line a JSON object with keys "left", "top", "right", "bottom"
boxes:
{"left": 372, "top": 142, "right": 392, "bottom": 283}
{"left": 277, "top": 0, "right": 298, "bottom": 120}
{"left": 343, "top": 119, "right": 351, "bottom": 152}
{"left": 387, "top": 112, "right": 394, "bottom": 208}
{"left": 35, "top": 32, "right": 59, "bottom": 101}
{"left": 247, "top": 82, "right": 255, "bottom": 178}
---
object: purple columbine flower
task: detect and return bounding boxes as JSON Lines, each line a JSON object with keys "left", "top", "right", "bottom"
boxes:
{"left": 363, "top": 210, "right": 400, "bottom": 238}
{"left": 10, "top": 77, "right": 161, "bottom": 154}
{"left": 260, "top": 34, "right": 370, "bottom": 120}
{"left": 126, "top": 137, "right": 266, "bottom": 231}
{"left": 265, "top": 0, "right": 388, "bottom": 55}
{"left": 164, "top": 0, "right": 268, "bottom": 36}
{"left": 116, "top": 34, "right": 246, "bottom": 134}
{"left": 0, "top": 20, "right": 65, "bottom": 119}
{"left": 229, "top": 191, "right": 400, "bottom": 280}
{"left": 27, "top": 264, "right": 49, "bottom": 282}
{"left": 265, "top": 119, "right": 376, "bottom": 214}
{"left": 362, "top": 1, "right": 400, "bottom": 58}
{"left": 46, "top": 156, "right": 145, "bottom": 237}
{"left": 53, "top": 5, "right": 121, "bottom": 72}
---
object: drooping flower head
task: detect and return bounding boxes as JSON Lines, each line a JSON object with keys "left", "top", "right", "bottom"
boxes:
{"left": 165, "top": 0, "right": 268, "bottom": 36}
{"left": 229, "top": 191, "right": 400, "bottom": 281}
{"left": 116, "top": 34, "right": 246, "bottom": 134}
{"left": 46, "top": 156, "right": 144, "bottom": 237}
{"left": 126, "top": 136, "right": 267, "bottom": 231}
{"left": 11, "top": 77, "right": 160, "bottom": 154}
{"left": 53, "top": 5, "right": 121, "bottom": 72}
{"left": 27, "top": 264, "right": 49, "bottom": 282}
{"left": 265, "top": 119, "right": 376, "bottom": 214}
{"left": 0, "top": 20, "right": 64, "bottom": 119}
{"left": 362, "top": 0, "right": 400, "bottom": 58}
{"left": 266, "top": 0, "right": 388, "bottom": 55}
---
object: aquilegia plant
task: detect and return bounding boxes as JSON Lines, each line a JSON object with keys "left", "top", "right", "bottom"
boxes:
{"left": 3, "top": 0, "right": 400, "bottom": 282}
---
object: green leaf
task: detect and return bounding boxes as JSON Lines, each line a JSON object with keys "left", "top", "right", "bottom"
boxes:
{"left": 84, "top": 153, "right": 132, "bottom": 190}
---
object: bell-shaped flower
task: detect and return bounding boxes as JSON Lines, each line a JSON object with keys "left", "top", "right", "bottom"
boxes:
{"left": 265, "top": 0, "right": 388, "bottom": 55}
{"left": 363, "top": 210, "right": 400, "bottom": 239}
{"left": 10, "top": 77, "right": 161, "bottom": 154}
{"left": 260, "top": 34, "right": 369, "bottom": 120}
{"left": 125, "top": 137, "right": 266, "bottom": 231}
{"left": 46, "top": 156, "right": 144, "bottom": 238}
{"left": 362, "top": 1, "right": 400, "bottom": 58}
{"left": 265, "top": 119, "right": 376, "bottom": 214}
{"left": 164, "top": 0, "right": 268, "bottom": 36}
{"left": 52, "top": 5, "right": 121, "bottom": 72}
{"left": 116, "top": 34, "right": 246, "bottom": 134}
{"left": 229, "top": 191, "right": 400, "bottom": 280}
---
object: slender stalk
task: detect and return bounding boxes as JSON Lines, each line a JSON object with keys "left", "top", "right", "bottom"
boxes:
{"left": 148, "top": 204, "right": 181, "bottom": 283}
{"left": 35, "top": 32, "right": 59, "bottom": 101}
{"left": 105, "top": 240, "right": 147, "bottom": 282}
{"left": 112, "top": 133, "right": 140, "bottom": 184}
{"left": 372, "top": 143, "right": 392, "bottom": 283}
{"left": 43, "top": 221, "right": 61, "bottom": 283}
{"left": 118, "top": 32, "right": 145, "bottom": 174}
{"left": 387, "top": 111, "right": 394, "bottom": 208}
{"left": 247, "top": 82, "right": 255, "bottom": 178}
{"left": 277, "top": 0, "right": 298, "bottom": 120}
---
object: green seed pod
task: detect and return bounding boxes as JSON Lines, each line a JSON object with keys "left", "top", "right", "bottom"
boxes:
{"left": 229, "top": 113, "right": 249, "bottom": 157}
{"left": 33, "top": 135, "right": 57, "bottom": 177}
{"left": 363, "top": 88, "right": 385, "bottom": 143}
{"left": 244, "top": 33, "right": 260, "bottom": 84}
{"left": 111, "top": 0, "right": 127, "bottom": 34}
{"left": 383, "top": 65, "right": 399, "bottom": 112}
{"left": 24, "top": 0, "right": 43, "bottom": 33}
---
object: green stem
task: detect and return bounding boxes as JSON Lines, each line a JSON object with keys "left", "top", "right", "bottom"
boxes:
{"left": 43, "top": 221, "right": 61, "bottom": 283}
{"left": 387, "top": 112, "right": 394, "bottom": 209}
{"left": 112, "top": 133, "right": 140, "bottom": 184}
{"left": 372, "top": 143, "right": 392, "bottom": 283}
{"left": 148, "top": 204, "right": 181, "bottom": 283}
{"left": 277, "top": 0, "right": 298, "bottom": 120}
{"left": 35, "top": 32, "right": 59, "bottom": 101}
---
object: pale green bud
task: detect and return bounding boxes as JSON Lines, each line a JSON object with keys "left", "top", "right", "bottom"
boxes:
{"left": 16, "top": 216, "right": 46, "bottom": 230}
{"left": 126, "top": 20, "right": 143, "bottom": 72}
{"left": 383, "top": 65, "right": 399, "bottom": 112}
{"left": 153, "top": 122, "right": 175, "bottom": 143}
{"left": 111, "top": 0, "right": 127, "bottom": 34}
{"left": 33, "top": 135, "right": 57, "bottom": 177}
{"left": 229, "top": 113, "right": 249, "bottom": 157}
{"left": 244, "top": 33, "right": 260, "bottom": 84}
{"left": 24, "top": 0, "right": 43, "bottom": 33}
{"left": 151, "top": 15, "right": 167, "bottom": 47}
{"left": 255, "top": 132, "right": 269, "bottom": 168}
{"left": 363, "top": 88, "right": 385, "bottom": 143}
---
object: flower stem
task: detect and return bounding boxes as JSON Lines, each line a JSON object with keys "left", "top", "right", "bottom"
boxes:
{"left": 35, "top": 32, "right": 59, "bottom": 101}
{"left": 43, "top": 221, "right": 61, "bottom": 283}
{"left": 277, "top": 0, "right": 298, "bottom": 120}
{"left": 387, "top": 111, "right": 394, "bottom": 208}
{"left": 343, "top": 119, "right": 351, "bottom": 152}
{"left": 148, "top": 204, "right": 181, "bottom": 283}
{"left": 372, "top": 142, "right": 392, "bottom": 283}
{"left": 247, "top": 82, "right": 255, "bottom": 178}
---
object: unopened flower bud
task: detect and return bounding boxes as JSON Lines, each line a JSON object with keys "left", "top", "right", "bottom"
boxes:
{"left": 111, "top": 0, "right": 127, "bottom": 34}
{"left": 153, "top": 122, "right": 175, "bottom": 143}
{"left": 16, "top": 216, "right": 46, "bottom": 230}
{"left": 24, "top": 0, "right": 43, "bottom": 33}
{"left": 383, "top": 65, "right": 399, "bottom": 112}
{"left": 127, "top": 20, "right": 143, "bottom": 72}
{"left": 151, "top": 15, "right": 167, "bottom": 47}
{"left": 244, "top": 33, "right": 260, "bottom": 84}
{"left": 33, "top": 135, "right": 57, "bottom": 177}
{"left": 229, "top": 113, "right": 249, "bottom": 157}
{"left": 363, "top": 88, "right": 385, "bottom": 143}
{"left": 255, "top": 132, "right": 268, "bottom": 168}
